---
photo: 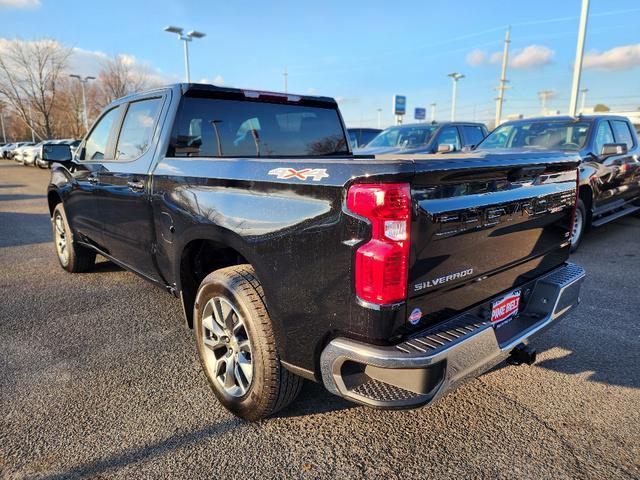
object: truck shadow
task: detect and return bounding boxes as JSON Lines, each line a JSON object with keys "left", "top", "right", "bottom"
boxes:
{"left": 0, "top": 211, "right": 52, "bottom": 247}
{"left": 275, "top": 380, "right": 357, "bottom": 418}
{"left": 0, "top": 193, "right": 46, "bottom": 202}
{"left": 34, "top": 419, "right": 242, "bottom": 480}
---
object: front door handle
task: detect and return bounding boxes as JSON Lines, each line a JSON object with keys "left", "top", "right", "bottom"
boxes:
{"left": 88, "top": 176, "right": 98, "bottom": 184}
{"left": 127, "top": 180, "right": 145, "bottom": 191}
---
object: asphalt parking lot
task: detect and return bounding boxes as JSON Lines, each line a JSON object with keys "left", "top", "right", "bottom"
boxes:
{"left": 1, "top": 161, "right": 638, "bottom": 479}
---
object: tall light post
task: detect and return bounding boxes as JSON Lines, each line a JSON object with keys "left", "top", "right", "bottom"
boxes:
{"left": 0, "top": 108, "right": 6, "bottom": 143}
{"left": 164, "top": 26, "right": 206, "bottom": 83}
{"left": 27, "top": 104, "right": 35, "bottom": 142}
{"left": 448, "top": 73, "right": 464, "bottom": 121}
{"left": 283, "top": 67, "right": 288, "bottom": 93}
{"left": 430, "top": 102, "right": 436, "bottom": 122}
{"left": 569, "top": 0, "right": 590, "bottom": 116}
{"left": 495, "top": 26, "right": 511, "bottom": 126}
{"left": 69, "top": 74, "right": 96, "bottom": 131}
{"left": 377, "top": 108, "right": 382, "bottom": 129}
{"left": 580, "top": 88, "right": 589, "bottom": 113}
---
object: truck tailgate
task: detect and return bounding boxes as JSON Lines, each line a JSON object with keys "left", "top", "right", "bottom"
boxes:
{"left": 405, "top": 151, "right": 580, "bottom": 327}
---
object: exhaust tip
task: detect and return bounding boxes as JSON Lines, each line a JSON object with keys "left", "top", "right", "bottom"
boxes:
{"left": 508, "top": 344, "right": 537, "bottom": 366}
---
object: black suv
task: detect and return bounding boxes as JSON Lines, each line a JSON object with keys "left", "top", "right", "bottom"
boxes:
{"left": 478, "top": 115, "right": 640, "bottom": 251}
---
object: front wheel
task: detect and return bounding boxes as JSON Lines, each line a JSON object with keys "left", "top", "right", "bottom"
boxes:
{"left": 52, "top": 204, "right": 96, "bottom": 272}
{"left": 570, "top": 199, "right": 587, "bottom": 253}
{"left": 193, "top": 265, "right": 303, "bottom": 421}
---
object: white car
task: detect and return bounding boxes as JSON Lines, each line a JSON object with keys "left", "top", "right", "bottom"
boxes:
{"left": 12, "top": 142, "right": 36, "bottom": 164}
{"left": 22, "top": 141, "right": 50, "bottom": 166}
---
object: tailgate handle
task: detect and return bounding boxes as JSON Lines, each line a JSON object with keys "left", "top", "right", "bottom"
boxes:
{"left": 509, "top": 166, "right": 546, "bottom": 181}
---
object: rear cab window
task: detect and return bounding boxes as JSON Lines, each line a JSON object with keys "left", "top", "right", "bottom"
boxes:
{"left": 169, "top": 95, "right": 349, "bottom": 157}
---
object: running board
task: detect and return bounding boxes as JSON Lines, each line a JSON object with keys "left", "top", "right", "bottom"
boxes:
{"left": 591, "top": 205, "right": 640, "bottom": 227}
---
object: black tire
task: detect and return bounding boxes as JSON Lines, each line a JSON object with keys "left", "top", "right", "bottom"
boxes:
{"left": 570, "top": 199, "right": 587, "bottom": 253}
{"left": 193, "top": 265, "right": 303, "bottom": 421}
{"left": 51, "top": 203, "right": 96, "bottom": 272}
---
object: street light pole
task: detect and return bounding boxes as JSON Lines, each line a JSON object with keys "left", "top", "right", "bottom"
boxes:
{"left": 283, "top": 67, "right": 288, "bottom": 93}
{"left": 430, "top": 103, "right": 436, "bottom": 122}
{"left": 0, "top": 110, "right": 6, "bottom": 143}
{"left": 70, "top": 74, "right": 96, "bottom": 131}
{"left": 377, "top": 108, "right": 382, "bottom": 129}
{"left": 580, "top": 88, "right": 589, "bottom": 113}
{"left": 448, "top": 73, "right": 464, "bottom": 121}
{"left": 495, "top": 26, "right": 511, "bottom": 127}
{"left": 164, "top": 26, "right": 206, "bottom": 83}
{"left": 27, "top": 104, "right": 35, "bottom": 142}
{"left": 569, "top": 0, "right": 590, "bottom": 116}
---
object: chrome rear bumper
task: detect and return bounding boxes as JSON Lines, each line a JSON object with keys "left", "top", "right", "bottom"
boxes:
{"left": 320, "top": 263, "right": 586, "bottom": 408}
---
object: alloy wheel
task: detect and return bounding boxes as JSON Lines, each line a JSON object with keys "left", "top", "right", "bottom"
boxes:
{"left": 53, "top": 213, "right": 69, "bottom": 265}
{"left": 200, "top": 296, "right": 253, "bottom": 397}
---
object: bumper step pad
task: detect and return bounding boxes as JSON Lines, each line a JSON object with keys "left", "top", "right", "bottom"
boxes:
{"left": 321, "top": 262, "right": 586, "bottom": 408}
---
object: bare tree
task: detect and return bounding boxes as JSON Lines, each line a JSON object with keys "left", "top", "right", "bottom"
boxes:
{"left": 96, "top": 55, "right": 152, "bottom": 107}
{"left": 0, "top": 39, "right": 72, "bottom": 139}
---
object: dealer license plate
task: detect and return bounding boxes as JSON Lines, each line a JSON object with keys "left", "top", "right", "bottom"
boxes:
{"left": 491, "top": 289, "right": 521, "bottom": 324}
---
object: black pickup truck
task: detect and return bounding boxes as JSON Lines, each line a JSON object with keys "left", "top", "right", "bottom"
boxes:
{"left": 478, "top": 115, "right": 640, "bottom": 250}
{"left": 42, "top": 84, "right": 585, "bottom": 421}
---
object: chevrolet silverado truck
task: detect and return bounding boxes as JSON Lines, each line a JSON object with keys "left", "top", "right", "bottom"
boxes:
{"left": 42, "top": 83, "right": 585, "bottom": 421}
{"left": 478, "top": 115, "right": 640, "bottom": 251}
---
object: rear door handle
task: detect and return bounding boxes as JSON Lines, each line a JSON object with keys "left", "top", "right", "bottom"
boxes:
{"left": 127, "top": 180, "right": 145, "bottom": 191}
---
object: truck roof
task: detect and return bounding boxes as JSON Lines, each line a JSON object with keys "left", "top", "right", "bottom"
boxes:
{"left": 502, "top": 114, "right": 632, "bottom": 125}
{"left": 112, "top": 83, "right": 338, "bottom": 107}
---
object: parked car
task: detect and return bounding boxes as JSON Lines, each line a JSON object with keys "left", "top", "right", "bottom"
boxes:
{"left": 1, "top": 143, "right": 17, "bottom": 159}
{"left": 347, "top": 128, "right": 382, "bottom": 149}
{"left": 44, "top": 83, "right": 584, "bottom": 421}
{"left": 12, "top": 142, "right": 36, "bottom": 164}
{"left": 355, "top": 122, "right": 488, "bottom": 155}
{"left": 22, "top": 141, "right": 50, "bottom": 166}
{"left": 476, "top": 115, "right": 640, "bottom": 251}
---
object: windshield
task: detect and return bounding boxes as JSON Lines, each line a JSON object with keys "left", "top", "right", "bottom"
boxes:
{"left": 479, "top": 120, "right": 590, "bottom": 151}
{"left": 367, "top": 125, "right": 438, "bottom": 148}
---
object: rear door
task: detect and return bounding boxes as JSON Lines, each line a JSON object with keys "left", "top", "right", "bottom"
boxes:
{"left": 95, "top": 94, "right": 167, "bottom": 281}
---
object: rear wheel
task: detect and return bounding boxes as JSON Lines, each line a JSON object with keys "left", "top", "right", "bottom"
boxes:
{"left": 570, "top": 199, "right": 587, "bottom": 253}
{"left": 52, "top": 203, "right": 96, "bottom": 272}
{"left": 194, "top": 265, "right": 303, "bottom": 421}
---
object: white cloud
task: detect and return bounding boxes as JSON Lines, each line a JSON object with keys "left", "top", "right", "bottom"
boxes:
{"left": 466, "top": 44, "right": 554, "bottom": 69}
{"left": 306, "top": 87, "right": 317, "bottom": 95}
{"left": 510, "top": 45, "right": 554, "bottom": 69}
{"left": 0, "top": 0, "right": 40, "bottom": 8}
{"left": 213, "top": 74, "right": 224, "bottom": 86}
{"left": 466, "top": 49, "right": 487, "bottom": 67}
{"left": 583, "top": 44, "right": 640, "bottom": 71}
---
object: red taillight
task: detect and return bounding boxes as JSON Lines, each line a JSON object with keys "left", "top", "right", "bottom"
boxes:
{"left": 347, "top": 183, "right": 411, "bottom": 305}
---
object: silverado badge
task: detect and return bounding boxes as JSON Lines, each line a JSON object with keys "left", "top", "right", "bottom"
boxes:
{"left": 268, "top": 167, "right": 329, "bottom": 181}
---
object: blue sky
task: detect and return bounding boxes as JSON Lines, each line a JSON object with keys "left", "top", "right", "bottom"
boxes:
{"left": 1, "top": 0, "right": 639, "bottom": 127}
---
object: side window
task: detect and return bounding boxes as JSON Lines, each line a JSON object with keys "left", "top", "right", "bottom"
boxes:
{"left": 435, "top": 126, "right": 461, "bottom": 150}
{"left": 593, "top": 121, "right": 614, "bottom": 156}
{"left": 611, "top": 120, "right": 634, "bottom": 150}
{"left": 115, "top": 98, "right": 163, "bottom": 161}
{"left": 462, "top": 126, "right": 485, "bottom": 146}
{"left": 83, "top": 107, "right": 120, "bottom": 161}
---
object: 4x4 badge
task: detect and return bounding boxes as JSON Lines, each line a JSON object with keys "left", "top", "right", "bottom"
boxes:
{"left": 268, "top": 167, "right": 329, "bottom": 181}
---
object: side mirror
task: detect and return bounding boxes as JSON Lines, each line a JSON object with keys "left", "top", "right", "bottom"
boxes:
{"left": 600, "top": 143, "right": 627, "bottom": 158}
{"left": 437, "top": 143, "right": 454, "bottom": 153}
{"left": 40, "top": 143, "right": 72, "bottom": 163}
